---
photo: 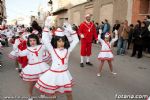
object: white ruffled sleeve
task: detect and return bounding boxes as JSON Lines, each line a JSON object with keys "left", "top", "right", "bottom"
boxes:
{"left": 110, "top": 30, "right": 118, "bottom": 46}
{"left": 98, "top": 33, "right": 104, "bottom": 43}
{"left": 17, "top": 49, "right": 29, "bottom": 57}
{"left": 42, "top": 31, "right": 53, "bottom": 53}
{"left": 13, "top": 39, "right": 20, "bottom": 52}
{"left": 68, "top": 32, "right": 79, "bottom": 52}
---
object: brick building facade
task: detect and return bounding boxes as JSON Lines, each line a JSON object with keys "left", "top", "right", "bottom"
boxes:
{"left": 0, "top": 0, "right": 6, "bottom": 25}
{"left": 52, "top": 0, "right": 150, "bottom": 27}
{"left": 132, "top": 0, "right": 150, "bottom": 24}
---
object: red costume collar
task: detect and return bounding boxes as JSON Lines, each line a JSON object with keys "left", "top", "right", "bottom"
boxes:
{"left": 83, "top": 21, "right": 93, "bottom": 31}
{"left": 27, "top": 45, "right": 42, "bottom": 56}
{"left": 53, "top": 48, "right": 68, "bottom": 65}
{"left": 104, "top": 40, "right": 111, "bottom": 49}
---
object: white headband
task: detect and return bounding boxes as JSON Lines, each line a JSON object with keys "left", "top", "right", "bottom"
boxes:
{"left": 55, "top": 28, "right": 65, "bottom": 37}
{"left": 105, "top": 32, "right": 111, "bottom": 38}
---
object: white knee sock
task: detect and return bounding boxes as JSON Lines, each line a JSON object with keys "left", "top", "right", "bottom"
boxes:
{"left": 86, "top": 56, "right": 90, "bottom": 62}
{"left": 81, "top": 56, "right": 84, "bottom": 63}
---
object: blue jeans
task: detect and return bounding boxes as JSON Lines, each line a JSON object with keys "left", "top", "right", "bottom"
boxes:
{"left": 117, "top": 37, "right": 128, "bottom": 55}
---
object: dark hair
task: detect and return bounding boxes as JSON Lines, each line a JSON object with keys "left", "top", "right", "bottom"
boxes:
{"left": 146, "top": 15, "right": 150, "bottom": 19}
{"left": 31, "top": 21, "right": 42, "bottom": 34}
{"left": 31, "top": 21, "right": 39, "bottom": 29}
{"left": 95, "top": 22, "right": 99, "bottom": 25}
{"left": 19, "top": 32, "right": 23, "bottom": 36}
{"left": 27, "top": 34, "right": 41, "bottom": 47}
{"left": 26, "top": 27, "right": 33, "bottom": 33}
{"left": 141, "top": 21, "right": 146, "bottom": 27}
{"left": 65, "top": 18, "right": 68, "bottom": 20}
{"left": 21, "top": 24, "right": 24, "bottom": 28}
{"left": 137, "top": 20, "right": 141, "bottom": 27}
{"left": 130, "top": 24, "right": 134, "bottom": 27}
{"left": 105, "top": 19, "right": 108, "bottom": 23}
{"left": 51, "top": 35, "right": 70, "bottom": 49}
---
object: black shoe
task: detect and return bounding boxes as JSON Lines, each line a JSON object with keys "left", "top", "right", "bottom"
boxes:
{"left": 18, "top": 69, "right": 22, "bottom": 73}
{"left": 137, "top": 55, "right": 142, "bottom": 59}
{"left": 117, "top": 52, "right": 120, "bottom": 55}
{"left": 86, "top": 62, "right": 93, "bottom": 66}
{"left": 137, "top": 56, "right": 142, "bottom": 59}
{"left": 80, "top": 63, "right": 84, "bottom": 67}
{"left": 131, "top": 54, "right": 135, "bottom": 57}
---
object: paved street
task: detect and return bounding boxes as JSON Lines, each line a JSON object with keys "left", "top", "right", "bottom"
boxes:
{"left": 0, "top": 43, "right": 150, "bottom": 100}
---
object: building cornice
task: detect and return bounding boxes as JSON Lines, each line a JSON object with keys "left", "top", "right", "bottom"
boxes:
{"left": 70, "top": 1, "right": 93, "bottom": 9}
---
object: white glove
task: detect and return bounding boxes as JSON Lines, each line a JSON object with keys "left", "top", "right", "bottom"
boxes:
{"left": 99, "top": 29, "right": 102, "bottom": 34}
{"left": 80, "top": 34, "right": 84, "bottom": 38}
{"left": 98, "top": 34, "right": 101, "bottom": 40}
{"left": 96, "top": 40, "right": 99, "bottom": 44}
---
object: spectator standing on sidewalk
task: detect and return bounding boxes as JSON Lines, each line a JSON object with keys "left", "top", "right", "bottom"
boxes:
{"left": 112, "top": 20, "right": 120, "bottom": 47}
{"left": 102, "top": 19, "right": 110, "bottom": 39}
{"left": 144, "top": 15, "right": 150, "bottom": 54}
{"left": 112, "top": 20, "right": 120, "bottom": 32}
{"left": 95, "top": 22, "right": 100, "bottom": 35}
{"left": 117, "top": 20, "right": 129, "bottom": 55}
{"left": 127, "top": 24, "right": 134, "bottom": 49}
{"left": 131, "top": 21, "right": 147, "bottom": 58}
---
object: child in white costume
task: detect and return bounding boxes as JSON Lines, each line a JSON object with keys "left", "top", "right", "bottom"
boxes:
{"left": 17, "top": 34, "right": 50, "bottom": 99}
{"left": 97, "top": 32, "right": 117, "bottom": 77}
{"left": 35, "top": 28, "right": 79, "bottom": 100}
{"left": 9, "top": 33, "right": 21, "bottom": 59}
{"left": 63, "top": 19, "right": 76, "bottom": 43}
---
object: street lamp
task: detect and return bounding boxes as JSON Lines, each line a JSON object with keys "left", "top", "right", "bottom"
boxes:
{"left": 48, "top": 0, "right": 53, "bottom": 12}
{"left": 48, "top": 0, "right": 53, "bottom": 5}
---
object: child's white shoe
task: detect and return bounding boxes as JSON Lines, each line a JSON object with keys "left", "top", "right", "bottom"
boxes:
{"left": 40, "top": 95, "right": 46, "bottom": 98}
{"left": 15, "top": 68, "right": 19, "bottom": 70}
{"left": 28, "top": 97, "right": 33, "bottom": 100}
{"left": 97, "top": 73, "right": 101, "bottom": 77}
{"left": 111, "top": 72, "right": 117, "bottom": 75}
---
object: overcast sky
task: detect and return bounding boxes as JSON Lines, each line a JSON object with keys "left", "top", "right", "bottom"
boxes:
{"left": 5, "top": 0, "right": 47, "bottom": 21}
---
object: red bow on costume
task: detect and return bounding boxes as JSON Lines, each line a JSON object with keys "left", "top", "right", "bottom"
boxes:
{"left": 27, "top": 45, "right": 42, "bottom": 57}
{"left": 54, "top": 49, "right": 68, "bottom": 65}
{"left": 61, "top": 58, "right": 65, "bottom": 65}
{"left": 34, "top": 51, "right": 38, "bottom": 56}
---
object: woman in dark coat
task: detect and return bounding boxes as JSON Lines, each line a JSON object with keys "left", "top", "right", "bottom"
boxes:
{"left": 127, "top": 24, "right": 134, "bottom": 49}
{"left": 131, "top": 21, "right": 147, "bottom": 58}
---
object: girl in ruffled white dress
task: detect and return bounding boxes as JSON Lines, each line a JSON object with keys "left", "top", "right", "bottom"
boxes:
{"left": 17, "top": 34, "right": 50, "bottom": 100}
{"left": 9, "top": 32, "right": 28, "bottom": 72}
{"left": 97, "top": 32, "right": 117, "bottom": 77}
{"left": 35, "top": 28, "right": 79, "bottom": 100}
{"left": 9, "top": 33, "right": 21, "bottom": 60}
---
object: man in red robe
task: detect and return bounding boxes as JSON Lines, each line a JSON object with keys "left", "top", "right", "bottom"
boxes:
{"left": 79, "top": 14, "right": 98, "bottom": 67}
